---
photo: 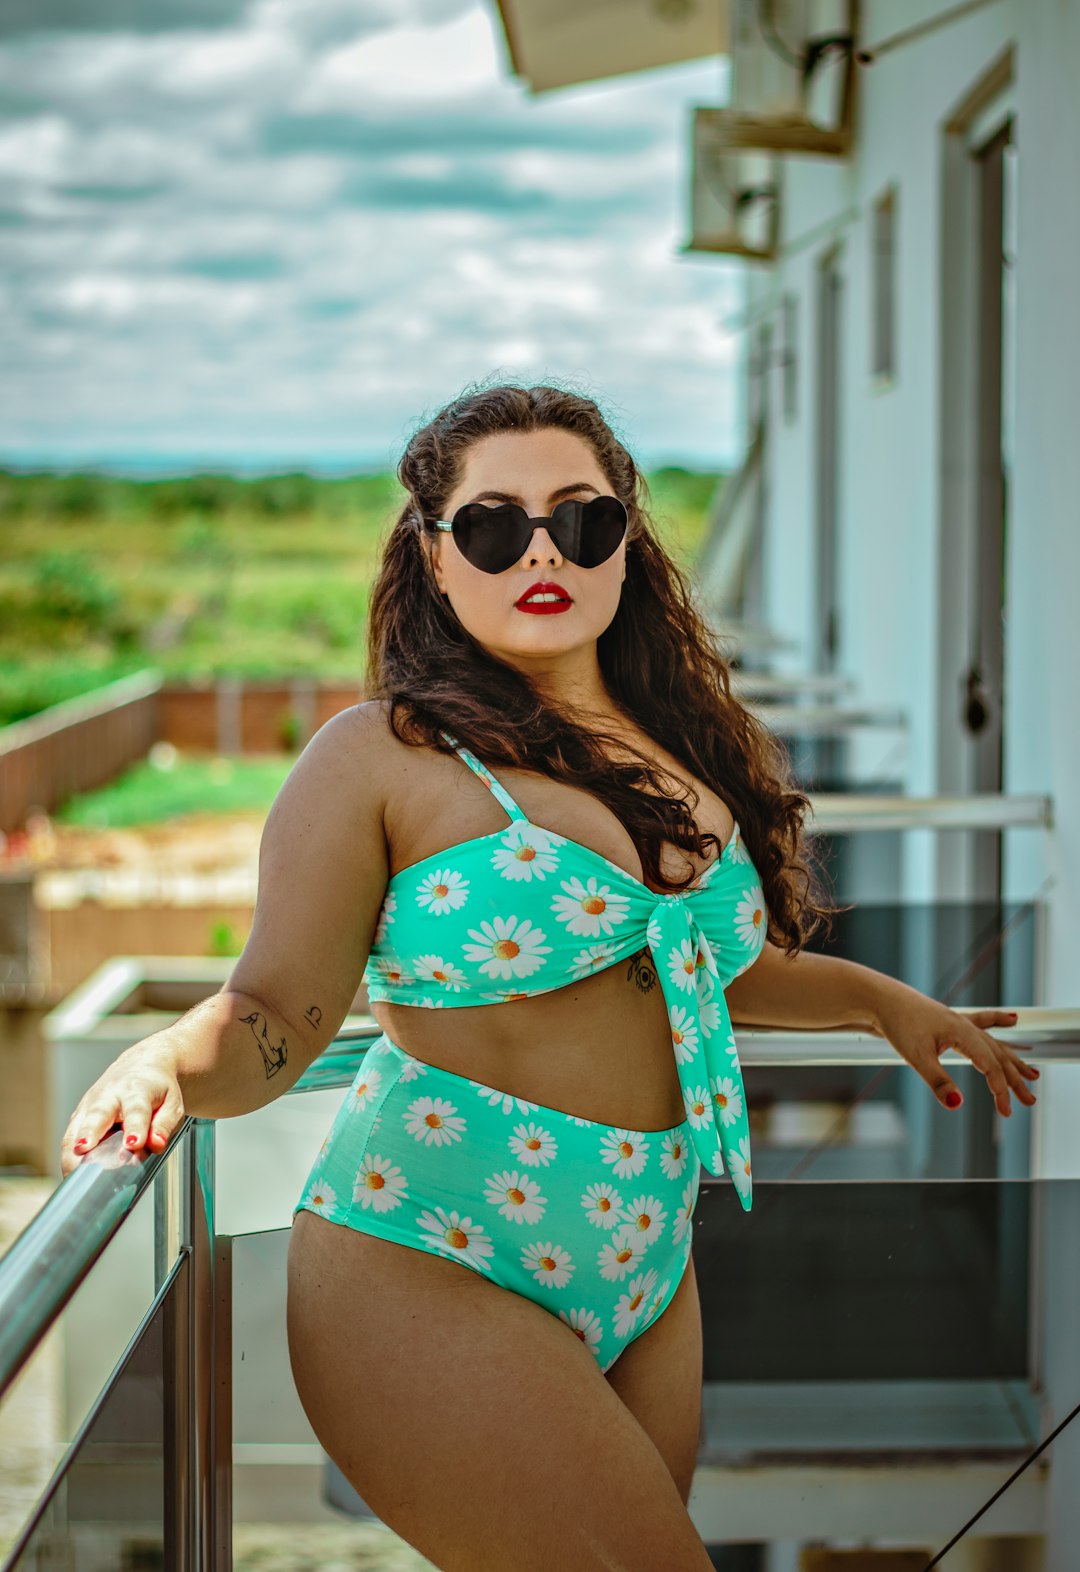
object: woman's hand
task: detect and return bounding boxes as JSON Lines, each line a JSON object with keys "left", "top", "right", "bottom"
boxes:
{"left": 869, "top": 988, "right": 1040, "bottom": 1116}
{"left": 60, "top": 1048, "right": 187, "bottom": 1177}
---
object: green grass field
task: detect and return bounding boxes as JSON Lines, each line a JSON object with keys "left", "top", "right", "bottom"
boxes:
{"left": 54, "top": 752, "right": 296, "bottom": 829}
{"left": 0, "top": 466, "right": 722, "bottom": 728}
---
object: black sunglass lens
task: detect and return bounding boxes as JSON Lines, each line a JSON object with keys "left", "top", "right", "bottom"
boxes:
{"left": 550, "top": 496, "right": 627, "bottom": 567}
{"left": 452, "top": 502, "right": 529, "bottom": 572}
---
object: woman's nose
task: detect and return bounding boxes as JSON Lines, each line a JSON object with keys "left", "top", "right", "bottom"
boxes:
{"left": 522, "top": 525, "right": 563, "bottom": 564}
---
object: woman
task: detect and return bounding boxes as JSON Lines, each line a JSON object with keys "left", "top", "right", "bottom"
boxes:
{"left": 62, "top": 382, "right": 1038, "bottom": 1572}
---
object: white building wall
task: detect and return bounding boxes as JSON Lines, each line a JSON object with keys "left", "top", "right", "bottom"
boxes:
{"left": 1008, "top": 0, "right": 1080, "bottom": 1190}
{"left": 742, "top": 0, "right": 1079, "bottom": 1169}
{"left": 753, "top": 1, "right": 1018, "bottom": 893}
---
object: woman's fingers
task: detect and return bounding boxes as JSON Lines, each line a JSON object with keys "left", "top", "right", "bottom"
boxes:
{"left": 66, "top": 1096, "right": 122, "bottom": 1168}
{"left": 62, "top": 1067, "right": 186, "bottom": 1174}
{"left": 965, "top": 1010, "right": 1041, "bottom": 1077}
{"left": 929, "top": 1030, "right": 1039, "bottom": 1117}
{"left": 137, "top": 1081, "right": 185, "bottom": 1152}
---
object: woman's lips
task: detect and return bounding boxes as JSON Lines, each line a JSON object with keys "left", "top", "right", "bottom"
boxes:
{"left": 515, "top": 598, "right": 573, "bottom": 614}
{"left": 515, "top": 581, "right": 575, "bottom": 609}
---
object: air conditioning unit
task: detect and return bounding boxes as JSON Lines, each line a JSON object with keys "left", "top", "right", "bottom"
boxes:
{"left": 725, "top": 0, "right": 858, "bottom": 156}
{"left": 683, "top": 106, "right": 780, "bottom": 260}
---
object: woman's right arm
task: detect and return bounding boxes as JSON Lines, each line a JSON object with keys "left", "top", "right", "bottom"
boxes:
{"left": 60, "top": 702, "right": 392, "bottom": 1175}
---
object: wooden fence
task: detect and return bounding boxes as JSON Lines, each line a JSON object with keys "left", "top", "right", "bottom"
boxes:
{"left": 0, "top": 671, "right": 162, "bottom": 837}
{"left": 0, "top": 670, "right": 365, "bottom": 835}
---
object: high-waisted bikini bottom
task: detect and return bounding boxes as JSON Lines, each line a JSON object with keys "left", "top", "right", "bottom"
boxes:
{"left": 292, "top": 1032, "right": 702, "bottom": 1375}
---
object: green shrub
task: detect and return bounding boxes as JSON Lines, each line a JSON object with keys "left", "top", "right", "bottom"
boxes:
{"left": 28, "top": 551, "right": 119, "bottom": 630}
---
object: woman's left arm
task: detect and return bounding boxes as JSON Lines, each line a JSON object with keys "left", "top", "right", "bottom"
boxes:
{"left": 723, "top": 942, "right": 1041, "bottom": 1117}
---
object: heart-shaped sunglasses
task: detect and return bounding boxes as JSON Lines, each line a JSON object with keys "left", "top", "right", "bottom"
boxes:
{"left": 423, "top": 494, "right": 628, "bottom": 575}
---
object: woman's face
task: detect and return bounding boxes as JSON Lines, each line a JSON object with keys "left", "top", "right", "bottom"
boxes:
{"left": 424, "top": 427, "right": 627, "bottom": 669}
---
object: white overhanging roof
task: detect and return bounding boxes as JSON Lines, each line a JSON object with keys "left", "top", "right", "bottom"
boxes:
{"left": 492, "top": 0, "right": 730, "bottom": 93}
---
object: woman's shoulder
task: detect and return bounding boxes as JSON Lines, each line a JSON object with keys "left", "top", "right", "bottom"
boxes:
{"left": 332, "top": 698, "right": 450, "bottom": 798}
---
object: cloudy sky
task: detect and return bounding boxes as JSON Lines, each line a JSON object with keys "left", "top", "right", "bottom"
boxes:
{"left": 0, "top": 0, "right": 745, "bottom": 474}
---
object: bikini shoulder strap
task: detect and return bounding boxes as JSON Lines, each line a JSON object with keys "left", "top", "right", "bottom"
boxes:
{"left": 438, "top": 730, "right": 529, "bottom": 823}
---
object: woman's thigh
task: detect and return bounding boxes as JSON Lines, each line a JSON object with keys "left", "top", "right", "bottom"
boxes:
{"left": 603, "top": 1247, "right": 704, "bottom": 1506}
{"left": 287, "top": 1210, "right": 715, "bottom": 1572}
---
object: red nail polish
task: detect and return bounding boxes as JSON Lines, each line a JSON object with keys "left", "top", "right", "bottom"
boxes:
{"left": 945, "top": 1091, "right": 963, "bottom": 1108}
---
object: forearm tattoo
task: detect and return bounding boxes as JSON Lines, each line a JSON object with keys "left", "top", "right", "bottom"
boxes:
{"left": 239, "top": 1011, "right": 288, "bottom": 1079}
{"left": 625, "top": 945, "right": 659, "bottom": 995}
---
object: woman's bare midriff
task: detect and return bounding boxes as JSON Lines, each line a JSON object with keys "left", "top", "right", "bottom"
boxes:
{"left": 370, "top": 718, "right": 737, "bottom": 1133}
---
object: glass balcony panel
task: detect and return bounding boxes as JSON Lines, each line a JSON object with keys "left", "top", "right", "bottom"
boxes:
{"left": 0, "top": 1133, "right": 191, "bottom": 1567}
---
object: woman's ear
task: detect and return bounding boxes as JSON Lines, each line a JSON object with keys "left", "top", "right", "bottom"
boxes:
{"left": 421, "top": 529, "right": 446, "bottom": 596}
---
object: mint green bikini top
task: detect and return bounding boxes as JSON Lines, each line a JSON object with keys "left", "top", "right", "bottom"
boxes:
{"left": 361, "top": 730, "right": 769, "bottom": 1211}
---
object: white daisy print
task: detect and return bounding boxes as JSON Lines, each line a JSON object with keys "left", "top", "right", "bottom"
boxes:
{"left": 397, "top": 1053, "right": 429, "bottom": 1082}
{"left": 402, "top": 1094, "right": 467, "bottom": 1147}
{"left": 348, "top": 1064, "right": 383, "bottom": 1111}
{"left": 726, "top": 823, "right": 751, "bottom": 865}
{"left": 697, "top": 978, "right": 722, "bottom": 1039}
{"left": 372, "top": 888, "right": 396, "bottom": 944}
{"left": 301, "top": 1176, "right": 337, "bottom": 1216}
{"left": 683, "top": 1084, "right": 717, "bottom": 1133}
{"left": 462, "top": 915, "right": 552, "bottom": 980}
{"left": 727, "top": 1135, "right": 753, "bottom": 1200}
{"left": 581, "top": 1181, "right": 626, "bottom": 1229}
{"left": 734, "top": 886, "right": 767, "bottom": 948}
{"left": 570, "top": 942, "right": 618, "bottom": 980}
{"left": 483, "top": 1168, "right": 548, "bottom": 1224}
{"left": 479, "top": 989, "right": 532, "bottom": 1003}
{"left": 710, "top": 1074, "right": 744, "bottom": 1128}
{"left": 672, "top": 1178, "right": 699, "bottom": 1244}
{"left": 619, "top": 1266, "right": 660, "bottom": 1327}
{"left": 659, "top": 1129, "right": 692, "bottom": 1182}
{"left": 551, "top": 876, "right": 632, "bottom": 938}
{"left": 693, "top": 929, "right": 719, "bottom": 980}
{"left": 646, "top": 913, "right": 664, "bottom": 951}
{"left": 508, "top": 1122, "right": 559, "bottom": 1166}
{"left": 416, "top": 1206, "right": 496, "bottom": 1274}
{"left": 491, "top": 825, "right": 564, "bottom": 881}
{"left": 703, "top": 1145, "right": 728, "bottom": 1178}
{"left": 352, "top": 1153, "right": 409, "bottom": 1213}
{"left": 719, "top": 1020, "right": 740, "bottom": 1063}
{"left": 668, "top": 1004, "right": 700, "bottom": 1065}
{"left": 370, "top": 953, "right": 415, "bottom": 989}
{"left": 622, "top": 1194, "right": 668, "bottom": 1247}
{"left": 641, "top": 1275, "right": 672, "bottom": 1327}
{"left": 419, "top": 995, "right": 447, "bottom": 1009}
{"left": 665, "top": 938, "right": 699, "bottom": 993}
{"left": 559, "top": 1306, "right": 605, "bottom": 1362}
{"left": 521, "top": 1239, "right": 574, "bottom": 1290}
{"left": 599, "top": 1128, "right": 651, "bottom": 1180}
{"left": 470, "top": 1081, "right": 540, "bottom": 1117}
{"left": 413, "top": 954, "right": 469, "bottom": 992}
{"left": 599, "top": 1223, "right": 647, "bottom": 1281}
{"left": 415, "top": 867, "right": 470, "bottom": 916}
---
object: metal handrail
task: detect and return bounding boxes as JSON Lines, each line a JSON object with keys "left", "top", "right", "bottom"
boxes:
{"left": 0, "top": 1121, "right": 180, "bottom": 1398}
{"left": 8, "top": 1010, "right": 1079, "bottom": 1401}
{"left": 804, "top": 792, "right": 1052, "bottom": 832}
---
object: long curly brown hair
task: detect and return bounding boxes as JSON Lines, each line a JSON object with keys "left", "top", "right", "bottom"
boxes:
{"left": 365, "top": 379, "right": 840, "bottom": 955}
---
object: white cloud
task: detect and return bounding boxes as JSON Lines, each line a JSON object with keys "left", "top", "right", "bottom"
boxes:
{"left": 0, "top": 0, "right": 743, "bottom": 470}
{"left": 300, "top": 7, "right": 500, "bottom": 106}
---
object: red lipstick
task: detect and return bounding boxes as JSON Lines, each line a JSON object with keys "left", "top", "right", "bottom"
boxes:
{"left": 515, "top": 580, "right": 573, "bottom": 615}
